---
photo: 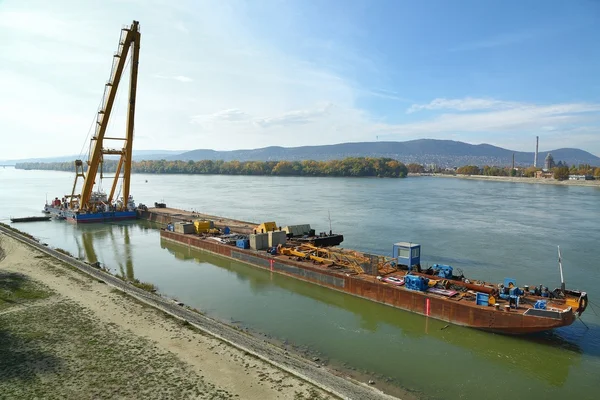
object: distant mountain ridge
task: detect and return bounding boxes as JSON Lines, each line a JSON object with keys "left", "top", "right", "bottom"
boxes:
{"left": 5, "top": 140, "right": 599, "bottom": 167}
{"left": 169, "top": 140, "right": 600, "bottom": 167}
{"left": 0, "top": 150, "right": 183, "bottom": 165}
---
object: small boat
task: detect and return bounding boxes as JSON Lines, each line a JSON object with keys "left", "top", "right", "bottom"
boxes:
{"left": 10, "top": 216, "right": 52, "bottom": 223}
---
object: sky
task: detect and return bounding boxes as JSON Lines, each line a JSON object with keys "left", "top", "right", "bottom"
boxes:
{"left": 0, "top": 0, "right": 599, "bottom": 160}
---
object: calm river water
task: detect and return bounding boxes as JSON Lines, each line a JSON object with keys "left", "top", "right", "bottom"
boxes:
{"left": 1, "top": 167, "right": 599, "bottom": 400}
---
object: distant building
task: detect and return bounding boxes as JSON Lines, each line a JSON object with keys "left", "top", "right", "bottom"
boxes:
{"left": 426, "top": 163, "right": 438, "bottom": 172}
{"left": 569, "top": 175, "right": 594, "bottom": 181}
{"left": 544, "top": 153, "right": 555, "bottom": 171}
{"left": 535, "top": 170, "right": 554, "bottom": 179}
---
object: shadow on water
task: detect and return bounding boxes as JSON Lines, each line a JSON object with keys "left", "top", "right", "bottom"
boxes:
{"left": 159, "top": 239, "right": 594, "bottom": 387}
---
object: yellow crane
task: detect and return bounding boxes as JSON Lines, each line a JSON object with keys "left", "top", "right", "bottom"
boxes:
{"left": 67, "top": 20, "right": 141, "bottom": 212}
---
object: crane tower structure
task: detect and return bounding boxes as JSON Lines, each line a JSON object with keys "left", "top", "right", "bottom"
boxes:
{"left": 44, "top": 20, "right": 141, "bottom": 223}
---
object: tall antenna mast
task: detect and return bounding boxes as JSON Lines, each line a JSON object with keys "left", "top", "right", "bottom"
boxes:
{"left": 558, "top": 245, "right": 565, "bottom": 293}
{"left": 534, "top": 136, "right": 539, "bottom": 167}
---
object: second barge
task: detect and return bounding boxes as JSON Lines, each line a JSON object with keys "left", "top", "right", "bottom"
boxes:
{"left": 158, "top": 212, "right": 589, "bottom": 335}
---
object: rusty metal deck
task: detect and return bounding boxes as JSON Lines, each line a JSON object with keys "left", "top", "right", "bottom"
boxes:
{"left": 160, "top": 229, "right": 576, "bottom": 334}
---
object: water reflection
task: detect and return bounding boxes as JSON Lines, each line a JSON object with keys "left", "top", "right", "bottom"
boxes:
{"left": 159, "top": 238, "right": 583, "bottom": 387}
{"left": 71, "top": 222, "right": 152, "bottom": 280}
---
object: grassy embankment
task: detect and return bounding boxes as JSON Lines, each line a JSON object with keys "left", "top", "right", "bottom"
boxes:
{"left": 0, "top": 227, "right": 332, "bottom": 400}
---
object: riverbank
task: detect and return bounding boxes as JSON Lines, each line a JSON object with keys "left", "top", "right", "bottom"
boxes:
{"left": 409, "top": 173, "right": 600, "bottom": 187}
{"left": 0, "top": 227, "right": 402, "bottom": 400}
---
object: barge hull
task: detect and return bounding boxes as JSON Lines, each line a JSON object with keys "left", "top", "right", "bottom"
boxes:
{"left": 67, "top": 211, "right": 137, "bottom": 223}
{"left": 45, "top": 206, "right": 137, "bottom": 223}
{"left": 160, "top": 230, "right": 575, "bottom": 334}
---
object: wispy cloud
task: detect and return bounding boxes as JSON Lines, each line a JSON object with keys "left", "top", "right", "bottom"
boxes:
{"left": 190, "top": 109, "right": 251, "bottom": 123}
{"left": 254, "top": 103, "right": 334, "bottom": 128}
{"left": 381, "top": 99, "right": 600, "bottom": 139}
{"left": 0, "top": 0, "right": 598, "bottom": 158}
{"left": 448, "top": 31, "right": 539, "bottom": 52}
{"left": 407, "top": 97, "right": 520, "bottom": 113}
{"left": 363, "top": 88, "right": 412, "bottom": 102}
{"left": 190, "top": 103, "right": 335, "bottom": 129}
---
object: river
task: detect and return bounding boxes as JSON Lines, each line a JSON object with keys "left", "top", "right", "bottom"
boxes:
{"left": 1, "top": 167, "right": 599, "bottom": 400}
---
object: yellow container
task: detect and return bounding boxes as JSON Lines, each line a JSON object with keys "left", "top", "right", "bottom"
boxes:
{"left": 255, "top": 221, "right": 277, "bottom": 233}
{"left": 194, "top": 220, "right": 212, "bottom": 233}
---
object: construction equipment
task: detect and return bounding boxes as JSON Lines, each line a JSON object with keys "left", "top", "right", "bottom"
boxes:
{"left": 67, "top": 20, "right": 141, "bottom": 212}
{"left": 277, "top": 244, "right": 398, "bottom": 276}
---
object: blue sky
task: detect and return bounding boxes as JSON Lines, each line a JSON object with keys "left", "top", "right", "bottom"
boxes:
{"left": 0, "top": 0, "right": 599, "bottom": 159}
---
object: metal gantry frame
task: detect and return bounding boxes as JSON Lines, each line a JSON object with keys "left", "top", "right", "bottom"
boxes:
{"left": 69, "top": 20, "right": 141, "bottom": 211}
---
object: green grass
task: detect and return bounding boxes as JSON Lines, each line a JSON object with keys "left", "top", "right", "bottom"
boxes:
{"left": 54, "top": 248, "right": 74, "bottom": 257}
{"left": 130, "top": 279, "right": 157, "bottom": 293}
{"left": 294, "top": 387, "right": 331, "bottom": 400}
{"left": 0, "top": 299, "right": 234, "bottom": 399}
{"left": 0, "top": 272, "right": 52, "bottom": 311}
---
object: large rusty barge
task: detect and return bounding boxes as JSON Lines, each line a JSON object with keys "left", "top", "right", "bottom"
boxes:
{"left": 155, "top": 208, "right": 588, "bottom": 335}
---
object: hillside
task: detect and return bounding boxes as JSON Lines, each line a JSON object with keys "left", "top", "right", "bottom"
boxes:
{"left": 0, "top": 150, "right": 183, "bottom": 165}
{"left": 170, "top": 140, "right": 600, "bottom": 167}
{"left": 5, "top": 140, "right": 599, "bottom": 167}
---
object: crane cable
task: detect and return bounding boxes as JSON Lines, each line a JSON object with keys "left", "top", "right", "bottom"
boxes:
{"left": 78, "top": 27, "right": 132, "bottom": 174}
{"left": 78, "top": 29, "right": 122, "bottom": 162}
{"left": 83, "top": 51, "right": 132, "bottom": 195}
{"left": 104, "top": 54, "right": 131, "bottom": 198}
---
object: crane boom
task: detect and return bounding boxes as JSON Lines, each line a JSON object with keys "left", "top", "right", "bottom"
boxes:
{"left": 71, "top": 20, "right": 141, "bottom": 211}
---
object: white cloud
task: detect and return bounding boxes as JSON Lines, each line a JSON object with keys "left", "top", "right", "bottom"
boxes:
{"left": 383, "top": 101, "right": 600, "bottom": 135}
{"left": 191, "top": 109, "right": 251, "bottom": 123}
{"left": 407, "top": 97, "right": 521, "bottom": 113}
{"left": 254, "top": 103, "right": 334, "bottom": 128}
{"left": 0, "top": 0, "right": 598, "bottom": 159}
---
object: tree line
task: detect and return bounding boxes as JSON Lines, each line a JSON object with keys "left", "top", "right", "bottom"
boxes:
{"left": 15, "top": 157, "right": 409, "bottom": 178}
{"left": 455, "top": 164, "right": 600, "bottom": 181}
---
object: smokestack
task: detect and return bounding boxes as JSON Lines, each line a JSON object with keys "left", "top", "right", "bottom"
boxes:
{"left": 534, "top": 136, "right": 539, "bottom": 167}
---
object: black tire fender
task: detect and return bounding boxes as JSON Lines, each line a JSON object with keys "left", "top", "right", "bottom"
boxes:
{"left": 578, "top": 292, "right": 588, "bottom": 316}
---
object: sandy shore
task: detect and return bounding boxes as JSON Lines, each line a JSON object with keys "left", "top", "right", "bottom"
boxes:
{"left": 0, "top": 233, "right": 333, "bottom": 399}
{"left": 410, "top": 173, "right": 600, "bottom": 187}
